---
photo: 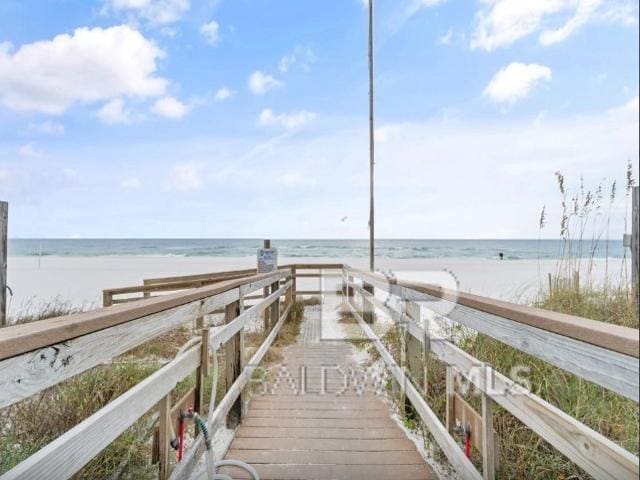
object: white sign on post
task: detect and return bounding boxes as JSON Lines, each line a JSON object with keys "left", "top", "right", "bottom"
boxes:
{"left": 257, "top": 248, "right": 278, "bottom": 273}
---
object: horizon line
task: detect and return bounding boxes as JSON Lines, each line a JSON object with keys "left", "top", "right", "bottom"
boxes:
{"left": 7, "top": 237, "right": 626, "bottom": 242}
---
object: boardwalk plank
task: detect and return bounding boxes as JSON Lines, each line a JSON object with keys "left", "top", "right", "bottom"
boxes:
{"left": 231, "top": 437, "right": 416, "bottom": 451}
{"left": 235, "top": 427, "right": 404, "bottom": 439}
{"left": 225, "top": 449, "right": 425, "bottom": 465}
{"left": 218, "top": 464, "right": 433, "bottom": 480}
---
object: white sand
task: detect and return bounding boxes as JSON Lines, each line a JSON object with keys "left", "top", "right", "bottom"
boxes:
{"left": 6, "top": 255, "right": 626, "bottom": 318}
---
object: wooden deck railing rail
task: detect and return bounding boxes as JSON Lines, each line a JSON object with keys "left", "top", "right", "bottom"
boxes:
{"left": 343, "top": 265, "right": 639, "bottom": 480}
{"left": 0, "top": 268, "right": 294, "bottom": 480}
{"left": 102, "top": 263, "right": 344, "bottom": 306}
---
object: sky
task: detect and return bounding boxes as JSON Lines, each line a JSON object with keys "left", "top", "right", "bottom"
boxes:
{"left": 0, "top": 0, "right": 638, "bottom": 239}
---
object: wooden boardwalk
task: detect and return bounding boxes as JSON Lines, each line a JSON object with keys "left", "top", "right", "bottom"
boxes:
{"left": 219, "top": 298, "right": 435, "bottom": 480}
{"left": 4, "top": 264, "right": 637, "bottom": 480}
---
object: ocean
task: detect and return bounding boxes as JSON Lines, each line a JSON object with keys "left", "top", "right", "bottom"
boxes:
{"left": 7, "top": 238, "right": 626, "bottom": 260}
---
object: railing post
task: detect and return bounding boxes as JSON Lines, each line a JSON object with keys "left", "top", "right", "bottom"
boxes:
{"left": 445, "top": 366, "right": 455, "bottom": 435}
{"left": 363, "top": 282, "right": 374, "bottom": 324}
{"left": 399, "top": 319, "right": 408, "bottom": 417}
{"left": 270, "top": 279, "right": 280, "bottom": 331}
{"left": 262, "top": 239, "right": 271, "bottom": 330}
{"left": 404, "top": 300, "right": 426, "bottom": 394}
{"left": 342, "top": 270, "right": 351, "bottom": 306}
{"left": 481, "top": 393, "right": 497, "bottom": 480}
{"left": 286, "top": 271, "right": 293, "bottom": 309}
{"left": 158, "top": 392, "right": 172, "bottom": 480}
{"left": 194, "top": 328, "right": 210, "bottom": 422}
{"left": 102, "top": 290, "right": 113, "bottom": 307}
{"left": 225, "top": 299, "right": 242, "bottom": 428}
{"left": 632, "top": 186, "right": 639, "bottom": 294}
{"left": 238, "top": 287, "right": 246, "bottom": 420}
{"left": 0, "top": 201, "right": 7, "bottom": 327}
{"left": 291, "top": 265, "right": 297, "bottom": 302}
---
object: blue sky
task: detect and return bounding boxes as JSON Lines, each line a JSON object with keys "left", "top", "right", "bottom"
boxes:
{"left": 0, "top": 0, "right": 638, "bottom": 239}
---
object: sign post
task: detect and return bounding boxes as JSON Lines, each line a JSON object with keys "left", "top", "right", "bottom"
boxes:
{"left": 257, "top": 241, "right": 278, "bottom": 274}
{"left": 258, "top": 240, "right": 278, "bottom": 330}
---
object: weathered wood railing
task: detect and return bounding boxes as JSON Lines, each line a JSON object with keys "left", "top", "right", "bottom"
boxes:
{"left": 343, "top": 266, "right": 639, "bottom": 480}
{"left": 0, "top": 268, "right": 294, "bottom": 479}
{"left": 102, "top": 263, "right": 343, "bottom": 306}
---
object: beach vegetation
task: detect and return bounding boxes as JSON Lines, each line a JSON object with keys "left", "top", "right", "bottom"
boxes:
{"left": 367, "top": 166, "right": 638, "bottom": 479}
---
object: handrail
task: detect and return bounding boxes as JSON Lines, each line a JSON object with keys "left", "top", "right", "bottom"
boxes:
{"left": 346, "top": 296, "right": 482, "bottom": 480}
{"left": 345, "top": 267, "right": 639, "bottom": 402}
{"left": 345, "top": 268, "right": 639, "bottom": 480}
{"left": 0, "top": 268, "right": 294, "bottom": 479}
{"left": 171, "top": 299, "right": 293, "bottom": 480}
{"left": 0, "top": 270, "right": 287, "bottom": 361}
{"left": 143, "top": 268, "right": 259, "bottom": 286}
{"left": 102, "top": 263, "right": 345, "bottom": 306}
{"left": 0, "top": 270, "right": 289, "bottom": 410}
{"left": 104, "top": 272, "right": 254, "bottom": 296}
{"left": 344, "top": 265, "right": 639, "bottom": 358}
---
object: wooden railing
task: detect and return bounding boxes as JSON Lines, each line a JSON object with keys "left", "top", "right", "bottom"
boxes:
{"left": 343, "top": 266, "right": 639, "bottom": 480}
{"left": 0, "top": 268, "right": 294, "bottom": 480}
{"left": 102, "top": 263, "right": 344, "bottom": 306}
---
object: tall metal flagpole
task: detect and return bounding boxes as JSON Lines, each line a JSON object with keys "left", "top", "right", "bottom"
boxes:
{"left": 368, "top": 0, "right": 375, "bottom": 272}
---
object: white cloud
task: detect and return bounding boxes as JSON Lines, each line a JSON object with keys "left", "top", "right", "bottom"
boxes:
{"left": 29, "top": 121, "right": 65, "bottom": 136}
{"left": 62, "top": 168, "right": 77, "bottom": 180}
{"left": 539, "top": 0, "right": 601, "bottom": 45}
{"left": 471, "top": 0, "right": 637, "bottom": 51}
{"left": 438, "top": 28, "right": 454, "bottom": 45}
{"left": 258, "top": 109, "right": 316, "bottom": 130}
{"left": 483, "top": 63, "right": 552, "bottom": 105}
{"left": 607, "top": 95, "right": 639, "bottom": 121}
{"left": 415, "top": 0, "right": 447, "bottom": 8}
{"left": 121, "top": 176, "right": 142, "bottom": 190}
{"left": 170, "top": 163, "right": 201, "bottom": 191}
{"left": 214, "top": 87, "right": 234, "bottom": 101}
{"left": 280, "top": 172, "right": 317, "bottom": 188}
{"left": 278, "top": 46, "right": 316, "bottom": 73}
{"left": 248, "top": 71, "right": 283, "bottom": 95}
{"left": 375, "top": 125, "right": 402, "bottom": 143}
{"left": 151, "top": 96, "right": 188, "bottom": 119}
{"left": 105, "top": 0, "right": 190, "bottom": 25}
{"left": 18, "top": 144, "right": 44, "bottom": 158}
{"left": 0, "top": 25, "right": 167, "bottom": 114}
{"left": 438, "top": 28, "right": 465, "bottom": 46}
{"left": 471, "top": 0, "right": 565, "bottom": 50}
{"left": 389, "top": 0, "right": 448, "bottom": 33}
{"left": 97, "top": 98, "right": 132, "bottom": 125}
{"left": 200, "top": 20, "right": 220, "bottom": 45}
{"left": 159, "top": 26, "right": 179, "bottom": 37}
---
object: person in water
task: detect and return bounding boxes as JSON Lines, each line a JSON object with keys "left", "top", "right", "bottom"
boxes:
{"left": 499, "top": 252, "right": 504, "bottom": 260}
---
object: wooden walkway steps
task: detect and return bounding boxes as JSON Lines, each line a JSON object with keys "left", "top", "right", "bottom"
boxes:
{"left": 219, "top": 297, "right": 435, "bottom": 480}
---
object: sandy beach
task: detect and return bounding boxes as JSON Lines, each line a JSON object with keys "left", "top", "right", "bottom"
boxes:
{"left": 5, "top": 255, "right": 627, "bottom": 318}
